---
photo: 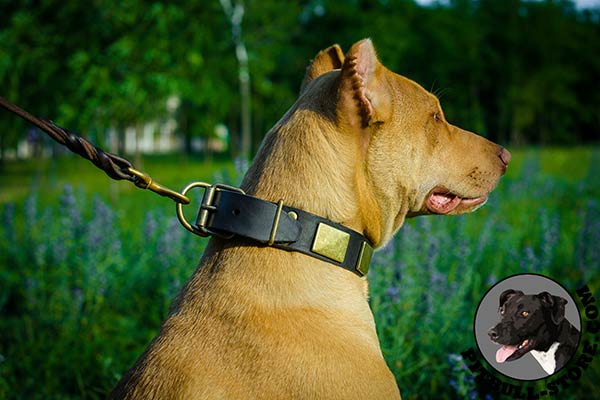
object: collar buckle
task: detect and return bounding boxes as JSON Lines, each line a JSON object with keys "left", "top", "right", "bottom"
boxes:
{"left": 176, "top": 182, "right": 245, "bottom": 238}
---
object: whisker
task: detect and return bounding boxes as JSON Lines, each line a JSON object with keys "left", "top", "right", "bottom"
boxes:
{"left": 430, "top": 79, "right": 438, "bottom": 94}
{"left": 434, "top": 87, "right": 451, "bottom": 100}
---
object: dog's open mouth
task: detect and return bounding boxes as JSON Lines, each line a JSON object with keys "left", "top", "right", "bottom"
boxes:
{"left": 495, "top": 338, "right": 534, "bottom": 363}
{"left": 425, "top": 188, "right": 487, "bottom": 215}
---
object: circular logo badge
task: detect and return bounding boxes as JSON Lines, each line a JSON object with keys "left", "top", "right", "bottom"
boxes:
{"left": 474, "top": 273, "right": 581, "bottom": 380}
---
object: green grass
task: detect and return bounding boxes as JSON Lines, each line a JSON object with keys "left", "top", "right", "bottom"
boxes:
{"left": 0, "top": 147, "right": 598, "bottom": 399}
{"left": 0, "top": 153, "right": 236, "bottom": 206}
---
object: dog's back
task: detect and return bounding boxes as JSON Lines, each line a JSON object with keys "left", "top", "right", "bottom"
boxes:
{"left": 111, "top": 241, "right": 400, "bottom": 399}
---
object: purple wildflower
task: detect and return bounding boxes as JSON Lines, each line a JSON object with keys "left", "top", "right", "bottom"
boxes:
{"left": 59, "top": 184, "right": 81, "bottom": 227}
{"left": 24, "top": 193, "right": 38, "bottom": 229}
{"left": 144, "top": 210, "right": 159, "bottom": 239}
{"left": 576, "top": 200, "right": 600, "bottom": 277}
{"left": 520, "top": 246, "right": 539, "bottom": 272}
{"left": 1, "top": 203, "right": 15, "bottom": 244}
{"left": 86, "top": 196, "right": 117, "bottom": 251}
{"left": 157, "top": 217, "right": 184, "bottom": 264}
{"left": 385, "top": 286, "right": 401, "bottom": 304}
{"left": 539, "top": 208, "right": 560, "bottom": 269}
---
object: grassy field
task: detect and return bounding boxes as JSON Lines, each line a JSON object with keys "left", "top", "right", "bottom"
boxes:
{"left": 0, "top": 147, "right": 598, "bottom": 399}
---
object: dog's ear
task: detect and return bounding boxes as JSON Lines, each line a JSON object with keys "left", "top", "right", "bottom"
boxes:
{"left": 538, "top": 292, "right": 567, "bottom": 325}
{"left": 300, "top": 44, "right": 345, "bottom": 95}
{"left": 337, "top": 38, "right": 387, "bottom": 130}
{"left": 499, "top": 289, "right": 523, "bottom": 309}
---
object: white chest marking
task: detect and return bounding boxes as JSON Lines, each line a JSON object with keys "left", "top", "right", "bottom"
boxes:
{"left": 531, "top": 342, "right": 560, "bottom": 375}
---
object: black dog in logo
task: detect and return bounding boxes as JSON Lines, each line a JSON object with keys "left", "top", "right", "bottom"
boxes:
{"left": 488, "top": 289, "right": 580, "bottom": 375}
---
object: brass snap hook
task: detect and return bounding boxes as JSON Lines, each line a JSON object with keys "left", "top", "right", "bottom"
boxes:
{"left": 126, "top": 167, "right": 190, "bottom": 205}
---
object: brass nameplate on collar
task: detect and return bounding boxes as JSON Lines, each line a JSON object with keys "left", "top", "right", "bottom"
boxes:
{"left": 311, "top": 223, "right": 350, "bottom": 263}
{"left": 356, "top": 241, "right": 373, "bottom": 276}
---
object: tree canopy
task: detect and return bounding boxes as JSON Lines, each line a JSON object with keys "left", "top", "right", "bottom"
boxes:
{"left": 1, "top": 0, "right": 598, "bottom": 159}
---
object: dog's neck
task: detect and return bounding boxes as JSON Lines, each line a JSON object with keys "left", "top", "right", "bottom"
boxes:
{"left": 240, "top": 74, "right": 398, "bottom": 247}
{"left": 242, "top": 111, "right": 360, "bottom": 225}
{"left": 173, "top": 237, "right": 376, "bottom": 330}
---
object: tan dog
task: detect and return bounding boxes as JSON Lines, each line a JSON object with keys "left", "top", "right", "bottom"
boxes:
{"left": 110, "top": 39, "right": 510, "bottom": 400}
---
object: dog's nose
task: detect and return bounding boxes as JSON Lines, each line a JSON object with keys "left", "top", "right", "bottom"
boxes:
{"left": 488, "top": 327, "right": 499, "bottom": 341}
{"left": 498, "top": 146, "right": 511, "bottom": 166}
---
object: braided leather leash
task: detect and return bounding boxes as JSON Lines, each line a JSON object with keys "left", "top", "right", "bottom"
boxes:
{"left": 0, "top": 96, "right": 189, "bottom": 204}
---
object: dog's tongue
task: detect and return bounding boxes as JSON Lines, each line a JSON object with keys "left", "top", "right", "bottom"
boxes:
{"left": 496, "top": 345, "right": 518, "bottom": 363}
{"left": 426, "top": 192, "right": 461, "bottom": 214}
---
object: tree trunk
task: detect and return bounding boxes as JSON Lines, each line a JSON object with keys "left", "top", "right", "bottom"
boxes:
{"left": 220, "top": 0, "right": 251, "bottom": 160}
{"left": 117, "top": 127, "right": 126, "bottom": 156}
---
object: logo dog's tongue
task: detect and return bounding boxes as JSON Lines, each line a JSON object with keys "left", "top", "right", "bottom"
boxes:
{"left": 496, "top": 345, "right": 517, "bottom": 363}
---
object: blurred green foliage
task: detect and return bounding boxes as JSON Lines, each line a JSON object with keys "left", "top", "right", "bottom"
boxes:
{"left": 1, "top": 1, "right": 600, "bottom": 398}
{"left": 0, "top": 148, "right": 598, "bottom": 399}
{"left": 1, "top": 0, "right": 599, "bottom": 161}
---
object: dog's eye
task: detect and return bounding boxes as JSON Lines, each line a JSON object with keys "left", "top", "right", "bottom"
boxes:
{"left": 371, "top": 120, "right": 385, "bottom": 129}
{"left": 432, "top": 112, "right": 442, "bottom": 123}
{"left": 521, "top": 311, "right": 529, "bottom": 317}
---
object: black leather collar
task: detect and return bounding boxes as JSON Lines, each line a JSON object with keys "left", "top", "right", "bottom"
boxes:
{"left": 176, "top": 183, "right": 374, "bottom": 277}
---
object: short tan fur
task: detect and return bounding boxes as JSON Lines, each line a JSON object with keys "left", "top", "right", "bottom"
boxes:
{"left": 110, "top": 39, "right": 509, "bottom": 400}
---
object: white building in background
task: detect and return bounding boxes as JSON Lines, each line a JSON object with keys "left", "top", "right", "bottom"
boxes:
{"left": 105, "top": 120, "right": 181, "bottom": 155}
{"left": 9, "top": 95, "right": 228, "bottom": 159}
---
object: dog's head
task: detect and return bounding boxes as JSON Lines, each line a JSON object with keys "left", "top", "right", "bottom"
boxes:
{"left": 243, "top": 39, "right": 509, "bottom": 246}
{"left": 488, "top": 289, "right": 567, "bottom": 363}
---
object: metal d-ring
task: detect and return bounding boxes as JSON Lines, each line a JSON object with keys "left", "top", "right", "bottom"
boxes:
{"left": 176, "top": 181, "right": 246, "bottom": 238}
{"left": 176, "top": 182, "right": 212, "bottom": 236}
